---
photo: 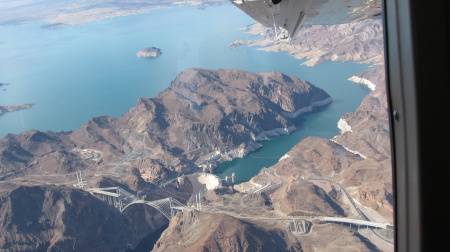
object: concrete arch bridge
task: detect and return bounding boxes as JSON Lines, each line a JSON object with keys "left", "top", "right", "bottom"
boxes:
{"left": 87, "top": 187, "right": 186, "bottom": 220}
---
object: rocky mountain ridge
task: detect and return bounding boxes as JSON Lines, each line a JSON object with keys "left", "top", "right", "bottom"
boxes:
{"left": 0, "top": 68, "right": 331, "bottom": 183}
{"left": 0, "top": 185, "right": 163, "bottom": 252}
{"left": 120, "top": 69, "right": 331, "bottom": 171}
{"left": 233, "top": 19, "right": 384, "bottom": 66}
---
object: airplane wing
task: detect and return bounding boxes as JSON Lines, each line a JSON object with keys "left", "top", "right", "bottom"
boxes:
{"left": 231, "top": 0, "right": 382, "bottom": 41}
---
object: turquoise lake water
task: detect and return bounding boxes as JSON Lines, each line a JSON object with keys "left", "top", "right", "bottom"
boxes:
{"left": 0, "top": 4, "right": 370, "bottom": 182}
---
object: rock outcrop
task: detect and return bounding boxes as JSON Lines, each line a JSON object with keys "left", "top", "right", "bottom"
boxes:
{"left": 136, "top": 47, "right": 162, "bottom": 58}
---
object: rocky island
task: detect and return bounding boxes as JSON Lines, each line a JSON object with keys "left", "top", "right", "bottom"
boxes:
{"left": 0, "top": 103, "right": 34, "bottom": 115}
{"left": 136, "top": 47, "right": 162, "bottom": 58}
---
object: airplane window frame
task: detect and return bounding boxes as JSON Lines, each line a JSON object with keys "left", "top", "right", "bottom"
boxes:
{"left": 383, "top": 0, "right": 450, "bottom": 251}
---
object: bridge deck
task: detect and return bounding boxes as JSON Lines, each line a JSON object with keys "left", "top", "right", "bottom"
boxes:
{"left": 88, "top": 189, "right": 119, "bottom": 197}
{"left": 321, "top": 217, "right": 390, "bottom": 229}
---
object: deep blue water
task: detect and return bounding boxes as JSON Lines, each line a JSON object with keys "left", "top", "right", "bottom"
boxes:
{"left": 0, "top": 4, "right": 370, "bottom": 181}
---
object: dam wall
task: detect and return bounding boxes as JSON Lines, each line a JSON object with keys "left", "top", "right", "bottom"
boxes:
{"left": 186, "top": 173, "right": 222, "bottom": 194}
